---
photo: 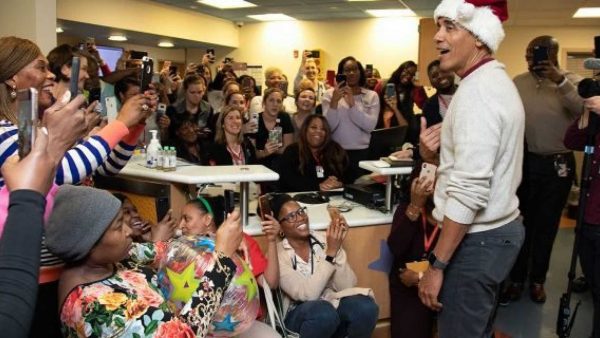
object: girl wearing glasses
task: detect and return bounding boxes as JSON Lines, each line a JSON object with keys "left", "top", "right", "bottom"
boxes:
{"left": 271, "top": 194, "right": 379, "bottom": 338}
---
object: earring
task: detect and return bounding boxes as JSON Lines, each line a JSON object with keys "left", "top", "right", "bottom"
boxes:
{"left": 9, "top": 86, "right": 17, "bottom": 100}
{"left": 279, "top": 230, "right": 285, "bottom": 238}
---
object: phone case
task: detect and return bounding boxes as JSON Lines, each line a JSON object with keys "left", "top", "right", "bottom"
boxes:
{"left": 419, "top": 163, "right": 437, "bottom": 184}
{"left": 258, "top": 195, "right": 272, "bottom": 220}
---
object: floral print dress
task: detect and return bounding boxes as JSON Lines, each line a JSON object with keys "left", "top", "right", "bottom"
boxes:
{"left": 60, "top": 241, "right": 236, "bottom": 338}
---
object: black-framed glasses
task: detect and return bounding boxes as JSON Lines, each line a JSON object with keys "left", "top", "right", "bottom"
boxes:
{"left": 279, "top": 206, "right": 307, "bottom": 223}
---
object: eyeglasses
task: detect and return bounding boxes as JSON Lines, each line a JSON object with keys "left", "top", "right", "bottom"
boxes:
{"left": 279, "top": 206, "right": 307, "bottom": 223}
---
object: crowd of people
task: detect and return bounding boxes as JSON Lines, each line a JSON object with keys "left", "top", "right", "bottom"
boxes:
{"left": 1, "top": 0, "right": 600, "bottom": 337}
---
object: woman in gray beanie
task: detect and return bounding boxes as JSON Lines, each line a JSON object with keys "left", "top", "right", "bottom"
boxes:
{"left": 45, "top": 185, "right": 242, "bottom": 337}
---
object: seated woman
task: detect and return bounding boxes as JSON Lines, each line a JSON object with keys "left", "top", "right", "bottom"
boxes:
{"left": 291, "top": 87, "right": 317, "bottom": 141}
{"left": 271, "top": 194, "right": 379, "bottom": 338}
{"left": 45, "top": 185, "right": 242, "bottom": 337}
{"left": 387, "top": 165, "right": 439, "bottom": 338}
{"left": 168, "top": 112, "right": 209, "bottom": 165}
{"left": 279, "top": 115, "right": 348, "bottom": 192}
{"left": 178, "top": 196, "right": 281, "bottom": 338}
{"left": 208, "top": 105, "right": 257, "bottom": 165}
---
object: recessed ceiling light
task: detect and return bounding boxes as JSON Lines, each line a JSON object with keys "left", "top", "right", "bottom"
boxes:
{"left": 56, "top": 27, "right": 64, "bottom": 33}
{"left": 158, "top": 41, "right": 174, "bottom": 48}
{"left": 197, "top": 0, "right": 256, "bottom": 9}
{"left": 247, "top": 13, "right": 296, "bottom": 21}
{"left": 365, "top": 9, "right": 416, "bottom": 17}
{"left": 108, "top": 35, "right": 127, "bottom": 42}
{"left": 573, "top": 7, "right": 600, "bottom": 18}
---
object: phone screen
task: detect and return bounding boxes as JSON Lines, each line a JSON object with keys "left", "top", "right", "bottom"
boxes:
{"left": 69, "top": 56, "right": 80, "bottom": 99}
{"left": 336, "top": 74, "right": 347, "bottom": 86}
{"left": 385, "top": 83, "right": 396, "bottom": 98}
{"left": 532, "top": 45, "right": 549, "bottom": 66}
{"left": 140, "top": 57, "right": 154, "bottom": 92}
{"left": 17, "top": 88, "right": 38, "bottom": 158}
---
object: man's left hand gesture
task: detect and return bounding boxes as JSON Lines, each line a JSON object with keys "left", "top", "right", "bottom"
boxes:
{"left": 418, "top": 267, "right": 444, "bottom": 311}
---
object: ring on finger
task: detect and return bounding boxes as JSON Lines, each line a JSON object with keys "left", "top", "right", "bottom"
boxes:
{"left": 141, "top": 103, "right": 149, "bottom": 111}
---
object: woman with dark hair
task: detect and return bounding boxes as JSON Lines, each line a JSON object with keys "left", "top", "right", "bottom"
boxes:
{"left": 166, "top": 74, "right": 214, "bottom": 141}
{"left": 239, "top": 74, "right": 259, "bottom": 103}
{"left": 254, "top": 88, "right": 294, "bottom": 167}
{"left": 47, "top": 44, "right": 90, "bottom": 101}
{"left": 168, "top": 112, "right": 209, "bottom": 165}
{"left": 279, "top": 115, "right": 348, "bottom": 192}
{"left": 387, "top": 163, "right": 439, "bottom": 338}
{"left": 322, "top": 56, "right": 379, "bottom": 183}
{"left": 208, "top": 105, "right": 257, "bottom": 165}
{"left": 378, "top": 60, "right": 427, "bottom": 144}
{"left": 271, "top": 194, "right": 379, "bottom": 337}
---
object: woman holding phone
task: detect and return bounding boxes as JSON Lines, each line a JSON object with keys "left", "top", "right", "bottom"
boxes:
{"left": 0, "top": 36, "right": 155, "bottom": 338}
{"left": 178, "top": 195, "right": 281, "bottom": 338}
{"left": 322, "top": 56, "right": 379, "bottom": 183}
{"left": 47, "top": 44, "right": 90, "bottom": 100}
{"left": 387, "top": 164, "right": 439, "bottom": 338}
{"left": 279, "top": 115, "right": 348, "bottom": 192}
{"left": 270, "top": 193, "right": 379, "bottom": 338}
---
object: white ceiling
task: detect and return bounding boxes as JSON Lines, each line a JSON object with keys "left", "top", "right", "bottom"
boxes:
{"left": 151, "top": 0, "right": 600, "bottom": 26}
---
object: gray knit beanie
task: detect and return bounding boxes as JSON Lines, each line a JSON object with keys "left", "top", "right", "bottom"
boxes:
{"left": 45, "top": 185, "right": 121, "bottom": 263}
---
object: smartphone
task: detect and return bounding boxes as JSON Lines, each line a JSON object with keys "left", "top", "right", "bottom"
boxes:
{"left": 419, "top": 162, "right": 437, "bottom": 186}
{"left": 69, "top": 56, "right": 80, "bottom": 99}
{"left": 17, "top": 88, "right": 38, "bottom": 158}
{"left": 140, "top": 56, "right": 153, "bottom": 92}
{"left": 224, "top": 189, "right": 235, "bottom": 214}
{"left": 130, "top": 50, "right": 148, "bottom": 60}
{"left": 105, "top": 96, "right": 118, "bottom": 122}
{"left": 224, "top": 57, "right": 233, "bottom": 64}
{"left": 385, "top": 83, "right": 396, "bottom": 98}
{"left": 157, "top": 103, "right": 167, "bottom": 117}
{"left": 155, "top": 196, "right": 170, "bottom": 222}
{"left": 258, "top": 194, "right": 272, "bottom": 220}
{"left": 365, "top": 64, "right": 374, "bottom": 74}
{"left": 532, "top": 45, "right": 549, "bottom": 66}
{"left": 169, "top": 65, "right": 178, "bottom": 77}
{"left": 326, "top": 70, "right": 336, "bottom": 87}
{"left": 335, "top": 74, "right": 347, "bottom": 86}
{"left": 207, "top": 48, "right": 216, "bottom": 64}
{"left": 310, "top": 50, "right": 320, "bottom": 58}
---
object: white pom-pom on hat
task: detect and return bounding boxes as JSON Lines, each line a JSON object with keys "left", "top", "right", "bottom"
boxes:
{"left": 457, "top": 2, "right": 475, "bottom": 21}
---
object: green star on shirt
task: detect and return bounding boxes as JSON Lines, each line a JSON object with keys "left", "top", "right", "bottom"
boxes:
{"left": 166, "top": 261, "right": 201, "bottom": 302}
{"left": 234, "top": 263, "right": 258, "bottom": 301}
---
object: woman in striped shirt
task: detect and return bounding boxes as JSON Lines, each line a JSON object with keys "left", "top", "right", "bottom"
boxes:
{"left": 0, "top": 36, "right": 154, "bottom": 338}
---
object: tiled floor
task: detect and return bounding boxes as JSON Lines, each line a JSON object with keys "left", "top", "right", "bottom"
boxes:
{"left": 494, "top": 216, "right": 594, "bottom": 338}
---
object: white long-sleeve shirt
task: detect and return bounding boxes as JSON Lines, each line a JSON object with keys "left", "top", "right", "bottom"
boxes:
{"left": 433, "top": 60, "right": 525, "bottom": 233}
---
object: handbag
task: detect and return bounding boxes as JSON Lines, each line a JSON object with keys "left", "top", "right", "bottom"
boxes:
{"left": 261, "top": 278, "right": 300, "bottom": 338}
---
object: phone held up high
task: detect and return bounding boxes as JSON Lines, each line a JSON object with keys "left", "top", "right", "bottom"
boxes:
{"left": 140, "top": 56, "right": 154, "bottom": 92}
{"left": 385, "top": 83, "right": 396, "bottom": 98}
{"left": 17, "top": 88, "right": 39, "bottom": 158}
{"left": 335, "top": 74, "right": 347, "bottom": 86}
{"left": 258, "top": 194, "right": 273, "bottom": 221}
{"left": 69, "top": 56, "right": 80, "bottom": 100}
{"left": 532, "top": 45, "right": 549, "bottom": 67}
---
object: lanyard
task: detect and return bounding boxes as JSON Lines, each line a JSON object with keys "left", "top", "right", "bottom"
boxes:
{"left": 227, "top": 144, "right": 245, "bottom": 165}
{"left": 422, "top": 210, "right": 440, "bottom": 254}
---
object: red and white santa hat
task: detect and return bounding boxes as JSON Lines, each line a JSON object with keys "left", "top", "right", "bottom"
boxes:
{"left": 434, "top": 0, "right": 509, "bottom": 53}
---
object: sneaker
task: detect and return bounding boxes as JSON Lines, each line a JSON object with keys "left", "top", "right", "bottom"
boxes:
{"left": 498, "top": 283, "right": 523, "bottom": 306}
{"left": 572, "top": 276, "right": 589, "bottom": 293}
{"left": 530, "top": 283, "right": 546, "bottom": 303}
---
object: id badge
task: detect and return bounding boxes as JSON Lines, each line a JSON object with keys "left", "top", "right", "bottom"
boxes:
{"left": 554, "top": 155, "right": 568, "bottom": 178}
{"left": 316, "top": 165, "right": 325, "bottom": 178}
{"left": 406, "top": 260, "right": 429, "bottom": 273}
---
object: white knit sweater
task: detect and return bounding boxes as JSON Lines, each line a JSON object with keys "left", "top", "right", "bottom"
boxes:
{"left": 433, "top": 60, "right": 524, "bottom": 233}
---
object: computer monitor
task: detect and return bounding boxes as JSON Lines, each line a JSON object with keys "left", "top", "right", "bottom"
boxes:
{"left": 367, "top": 126, "right": 408, "bottom": 160}
{"left": 96, "top": 45, "right": 123, "bottom": 73}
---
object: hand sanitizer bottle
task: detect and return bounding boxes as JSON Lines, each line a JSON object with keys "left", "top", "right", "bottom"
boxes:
{"left": 146, "top": 130, "right": 161, "bottom": 169}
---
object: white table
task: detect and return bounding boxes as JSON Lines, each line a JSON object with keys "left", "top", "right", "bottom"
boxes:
{"left": 118, "top": 159, "right": 279, "bottom": 226}
{"left": 359, "top": 160, "right": 413, "bottom": 213}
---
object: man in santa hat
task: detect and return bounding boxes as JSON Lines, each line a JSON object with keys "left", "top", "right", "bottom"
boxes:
{"left": 417, "top": 0, "right": 526, "bottom": 336}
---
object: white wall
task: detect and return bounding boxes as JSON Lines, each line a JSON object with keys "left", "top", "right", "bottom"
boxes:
{"left": 228, "top": 17, "right": 421, "bottom": 86}
{"left": 0, "top": 0, "right": 57, "bottom": 54}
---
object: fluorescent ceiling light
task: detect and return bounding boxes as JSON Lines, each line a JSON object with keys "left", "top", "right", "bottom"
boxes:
{"left": 108, "top": 35, "right": 127, "bottom": 42}
{"left": 158, "top": 41, "right": 174, "bottom": 48}
{"left": 366, "top": 9, "right": 416, "bottom": 17}
{"left": 573, "top": 7, "right": 600, "bottom": 18}
{"left": 56, "top": 27, "right": 64, "bottom": 33}
{"left": 247, "top": 13, "right": 296, "bottom": 21}
{"left": 197, "top": 0, "right": 256, "bottom": 9}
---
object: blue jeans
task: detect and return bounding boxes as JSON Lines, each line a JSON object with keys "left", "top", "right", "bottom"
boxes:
{"left": 284, "top": 295, "right": 379, "bottom": 338}
{"left": 438, "top": 219, "right": 525, "bottom": 338}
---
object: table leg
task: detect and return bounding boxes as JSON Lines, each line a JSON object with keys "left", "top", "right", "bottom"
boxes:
{"left": 240, "top": 182, "right": 249, "bottom": 227}
{"left": 385, "top": 176, "right": 392, "bottom": 213}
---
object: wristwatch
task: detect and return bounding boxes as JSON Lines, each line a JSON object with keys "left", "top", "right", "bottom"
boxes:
{"left": 428, "top": 252, "right": 448, "bottom": 271}
{"left": 325, "top": 255, "right": 335, "bottom": 264}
